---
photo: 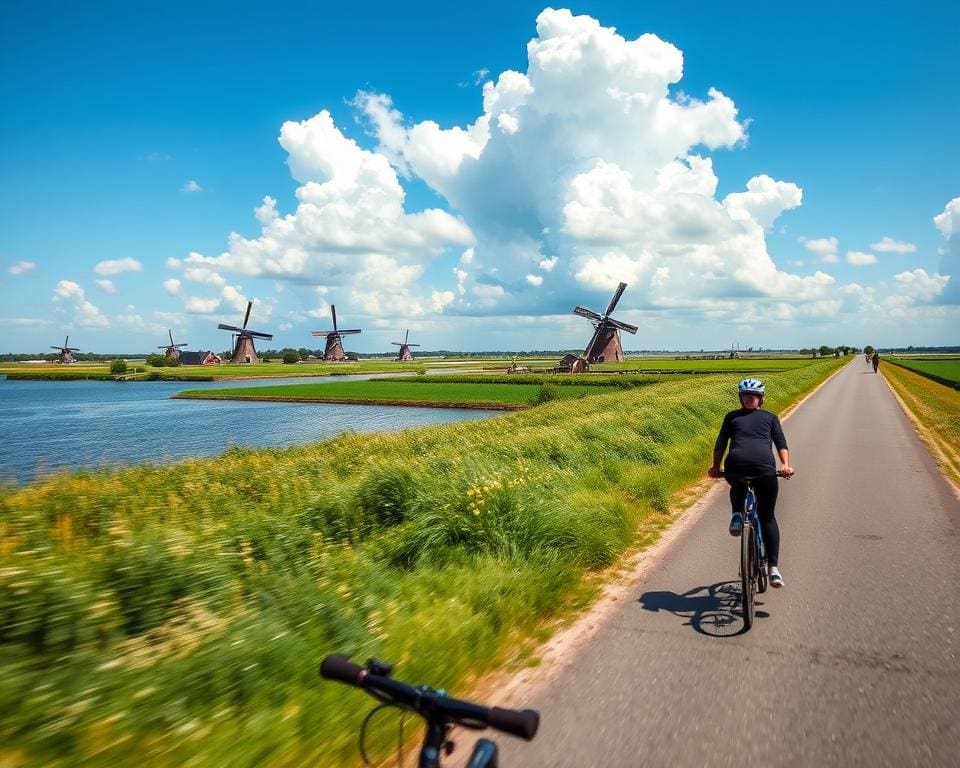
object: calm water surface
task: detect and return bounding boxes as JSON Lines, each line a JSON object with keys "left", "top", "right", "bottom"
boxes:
{"left": 0, "top": 376, "right": 498, "bottom": 484}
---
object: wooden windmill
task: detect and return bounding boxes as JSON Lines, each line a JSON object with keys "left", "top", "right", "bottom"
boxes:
{"left": 311, "top": 305, "right": 361, "bottom": 361}
{"left": 391, "top": 329, "right": 420, "bottom": 361}
{"left": 158, "top": 329, "right": 187, "bottom": 360}
{"left": 572, "top": 282, "right": 638, "bottom": 364}
{"left": 50, "top": 335, "right": 80, "bottom": 364}
{"left": 217, "top": 301, "right": 272, "bottom": 364}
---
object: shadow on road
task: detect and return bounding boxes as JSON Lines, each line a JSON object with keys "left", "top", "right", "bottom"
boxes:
{"left": 638, "top": 581, "right": 767, "bottom": 637}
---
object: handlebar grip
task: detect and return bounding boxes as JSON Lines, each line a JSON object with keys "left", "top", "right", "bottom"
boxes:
{"left": 319, "top": 654, "right": 366, "bottom": 685}
{"left": 487, "top": 707, "right": 539, "bottom": 740}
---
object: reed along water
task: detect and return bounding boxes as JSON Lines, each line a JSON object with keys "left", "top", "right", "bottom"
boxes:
{"left": 0, "top": 375, "right": 497, "bottom": 484}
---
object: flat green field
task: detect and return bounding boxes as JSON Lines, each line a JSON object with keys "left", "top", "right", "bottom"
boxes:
{"left": 175, "top": 379, "right": 611, "bottom": 408}
{"left": 379, "top": 373, "right": 671, "bottom": 387}
{"left": 887, "top": 358, "right": 960, "bottom": 388}
{"left": 593, "top": 357, "right": 819, "bottom": 372}
{"left": 0, "top": 365, "right": 116, "bottom": 380}
{"left": 0, "top": 357, "right": 844, "bottom": 767}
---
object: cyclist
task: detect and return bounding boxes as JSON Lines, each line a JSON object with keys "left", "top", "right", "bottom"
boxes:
{"left": 708, "top": 379, "right": 794, "bottom": 587}
{"left": 872, "top": 351, "right": 880, "bottom": 373}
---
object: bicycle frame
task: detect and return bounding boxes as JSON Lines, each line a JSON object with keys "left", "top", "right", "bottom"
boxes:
{"left": 744, "top": 485, "right": 768, "bottom": 587}
{"left": 738, "top": 480, "right": 769, "bottom": 629}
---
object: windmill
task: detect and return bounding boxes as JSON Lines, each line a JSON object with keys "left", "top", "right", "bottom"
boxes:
{"left": 391, "top": 329, "right": 420, "bottom": 361}
{"left": 217, "top": 301, "right": 272, "bottom": 364}
{"left": 158, "top": 329, "right": 188, "bottom": 360}
{"left": 311, "top": 305, "right": 361, "bottom": 361}
{"left": 50, "top": 335, "right": 80, "bottom": 364}
{"left": 572, "top": 282, "right": 638, "bottom": 364}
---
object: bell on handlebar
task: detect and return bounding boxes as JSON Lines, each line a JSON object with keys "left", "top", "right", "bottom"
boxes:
{"left": 366, "top": 658, "right": 393, "bottom": 676}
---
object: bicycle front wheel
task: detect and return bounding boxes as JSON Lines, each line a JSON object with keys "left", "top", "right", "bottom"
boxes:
{"left": 740, "top": 522, "right": 755, "bottom": 629}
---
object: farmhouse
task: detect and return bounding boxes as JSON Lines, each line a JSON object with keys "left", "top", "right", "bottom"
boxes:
{"left": 178, "top": 351, "right": 221, "bottom": 366}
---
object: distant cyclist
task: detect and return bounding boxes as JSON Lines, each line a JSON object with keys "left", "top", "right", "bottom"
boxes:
{"left": 708, "top": 379, "right": 794, "bottom": 587}
{"left": 872, "top": 352, "right": 880, "bottom": 373}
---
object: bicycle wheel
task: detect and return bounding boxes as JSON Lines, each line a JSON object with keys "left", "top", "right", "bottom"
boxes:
{"left": 757, "top": 532, "right": 768, "bottom": 594}
{"left": 740, "top": 522, "right": 755, "bottom": 629}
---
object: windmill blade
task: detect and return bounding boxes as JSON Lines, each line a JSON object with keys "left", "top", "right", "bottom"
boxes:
{"left": 169, "top": 329, "right": 175, "bottom": 346}
{"left": 311, "top": 330, "right": 334, "bottom": 337}
{"left": 608, "top": 318, "right": 639, "bottom": 334}
{"left": 337, "top": 329, "right": 362, "bottom": 335}
{"left": 604, "top": 282, "right": 628, "bottom": 317}
{"left": 218, "top": 323, "right": 244, "bottom": 333}
{"left": 242, "top": 301, "right": 253, "bottom": 330}
{"left": 391, "top": 341, "right": 402, "bottom": 346}
{"left": 407, "top": 343, "right": 421, "bottom": 347}
{"left": 331, "top": 305, "right": 338, "bottom": 332}
{"left": 51, "top": 346, "right": 64, "bottom": 350}
{"left": 246, "top": 330, "right": 273, "bottom": 341}
{"left": 573, "top": 306, "right": 603, "bottom": 322}
{"left": 404, "top": 329, "right": 410, "bottom": 344}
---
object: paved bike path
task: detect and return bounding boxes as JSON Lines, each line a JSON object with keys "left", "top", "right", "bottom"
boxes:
{"left": 493, "top": 360, "right": 960, "bottom": 767}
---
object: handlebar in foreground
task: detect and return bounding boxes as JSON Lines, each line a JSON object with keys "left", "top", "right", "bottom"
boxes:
{"left": 320, "top": 654, "right": 539, "bottom": 741}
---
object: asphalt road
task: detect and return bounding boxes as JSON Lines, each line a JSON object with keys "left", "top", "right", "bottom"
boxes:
{"left": 494, "top": 360, "right": 960, "bottom": 767}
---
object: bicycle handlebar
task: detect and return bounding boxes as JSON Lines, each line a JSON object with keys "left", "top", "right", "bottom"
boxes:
{"left": 320, "top": 655, "right": 540, "bottom": 741}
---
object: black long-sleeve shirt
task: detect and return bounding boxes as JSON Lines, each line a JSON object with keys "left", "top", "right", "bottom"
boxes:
{"left": 714, "top": 408, "right": 788, "bottom": 474}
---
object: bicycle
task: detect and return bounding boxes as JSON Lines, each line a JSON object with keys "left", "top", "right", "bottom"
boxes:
{"left": 723, "top": 470, "right": 789, "bottom": 631}
{"left": 320, "top": 655, "right": 539, "bottom": 767}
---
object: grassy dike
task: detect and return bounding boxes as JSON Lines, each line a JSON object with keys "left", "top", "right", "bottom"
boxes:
{"left": 883, "top": 363, "right": 960, "bottom": 487}
{"left": 0, "top": 359, "right": 842, "bottom": 767}
{"left": 173, "top": 380, "right": 618, "bottom": 409}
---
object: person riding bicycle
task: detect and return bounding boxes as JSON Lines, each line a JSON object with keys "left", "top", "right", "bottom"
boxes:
{"left": 708, "top": 379, "right": 793, "bottom": 587}
{"left": 872, "top": 351, "right": 880, "bottom": 373}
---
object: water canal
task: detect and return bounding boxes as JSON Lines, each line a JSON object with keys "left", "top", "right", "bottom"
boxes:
{"left": 0, "top": 375, "right": 499, "bottom": 484}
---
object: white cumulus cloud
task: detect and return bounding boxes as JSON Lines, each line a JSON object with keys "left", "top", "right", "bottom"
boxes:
{"left": 8, "top": 260, "right": 36, "bottom": 275}
{"left": 934, "top": 197, "right": 960, "bottom": 239}
{"left": 846, "top": 251, "right": 877, "bottom": 266}
{"left": 935, "top": 197, "right": 960, "bottom": 305}
{"left": 539, "top": 256, "right": 558, "bottom": 271}
{"left": 894, "top": 269, "right": 948, "bottom": 302}
{"left": 182, "top": 180, "right": 202, "bottom": 193}
{"left": 181, "top": 7, "right": 945, "bottom": 336}
{"left": 94, "top": 257, "right": 142, "bottom": 276}
{"left": 95, "top": 279, "right": 117, "bottom": 294}
{"left": 52, "top": 280, "right": 109, "bottom": 328}
{"left": 800, "top": 236, "right": 839, "bottom": 263}
{"left": 871, "top": 236, "right": 916, "bottom": 254}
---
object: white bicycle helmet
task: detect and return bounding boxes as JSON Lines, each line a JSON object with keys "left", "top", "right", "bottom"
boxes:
{"left": 738, "top": 378, "right": 765, "bottom": 396}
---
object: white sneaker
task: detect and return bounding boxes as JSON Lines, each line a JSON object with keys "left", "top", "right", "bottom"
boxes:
{"left": 769, "top": 566, "right": 785, "bottom": 588}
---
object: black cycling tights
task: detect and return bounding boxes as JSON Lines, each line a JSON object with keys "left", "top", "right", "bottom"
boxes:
{"left": 727, "top": 474, "right": 780, "bottom": 566}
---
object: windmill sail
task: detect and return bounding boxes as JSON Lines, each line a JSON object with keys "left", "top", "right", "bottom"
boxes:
{"left": 572, "top": 282, "right": 637, "bottom": 364}
{"left": 312, "top": 304, "right": 362, "bottom": 361}
{"left": 218, "top": 301, "right": 272, "bottom": 363}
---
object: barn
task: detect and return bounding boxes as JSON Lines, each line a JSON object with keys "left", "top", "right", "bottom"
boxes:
{"left": 178, "top": 351, "right": 221, "bottom": 366}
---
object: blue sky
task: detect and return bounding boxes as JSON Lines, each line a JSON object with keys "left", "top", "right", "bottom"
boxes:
{"left": 1, "top": 0, "right": 958, "bottom": 354}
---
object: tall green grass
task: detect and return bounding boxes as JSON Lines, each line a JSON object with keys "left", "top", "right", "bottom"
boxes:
{"left": 0, "top": 359, "right": 842, "bottom": 767}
